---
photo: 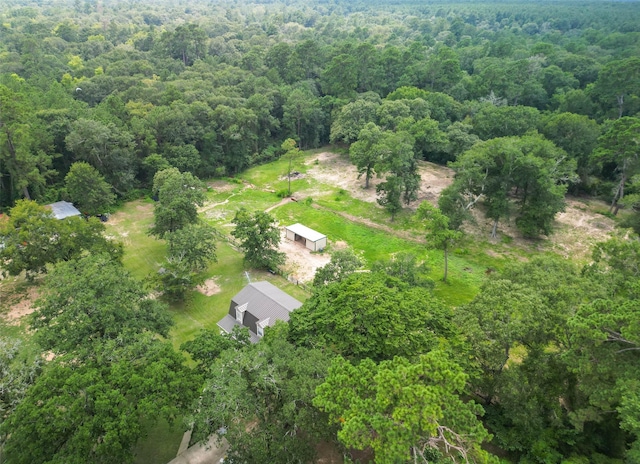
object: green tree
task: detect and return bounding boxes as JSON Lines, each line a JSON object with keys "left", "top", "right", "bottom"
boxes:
{"left": 64, "top": 161, "right": 115, "bottom": 216}
{"left": 289, "top": 272, "right": 452, "bottom": 361}
{"left": 448, "top": 135, "right": 576, "bottom": 238}
{"left": 314, "top": 352, "right": 494, "bottom": 464}
{"left": 471, "top": 104, "right": 542, "bottom": 140}
{"left": 349, "top": 122, "right": 384, "bottom": 189}
{"left": 0, "top": 337, "right": 42, "bottom": 451}
{"left": 312, "top": 249, "right": 362, "bottom": 287}
{"left": 540, "top": 112, "right": 600, "bottom": 187}
{"left": 416, "top": 202, "right": 462, "bottom": 283}
{"left": 321, "top": 53, "right": 358, "bottom": 99}
{"left": 591, "top": 57, "right": 640, "bottom": 119}
{"left": 166, "top": 222, "right": 217, "bottom": 273}
{"left": 0, "top": 84, "right": 54, "bottom": 205}
{"left": 181, "top": 327, "right": 250, "bottom": 375}
{"left": 1, "top": 335, "right": 198, "bottom": 464}
{"left": 283, "top": 87, "right": 325, "bottom": 149}
{"left": 374, "top": 130, "right": 419, "bottom": 220}
{"left": 371, "top": 252, "right": 433, "bottom": 289}
{"left": 190, "top": 328, "right": 333, "bottom": 463}
{"left": 0, "top": 200, "right": 121, "bottom": 278}
{"left": 281, "top": 138, "right": 301, "bottom": 196}
{"left": 65, "top": 118, "right": 136, "bottom": 194}
{"left": 231, "top": 208, "right": 285, "bottom": 270}
{"left": 330, "top": 98, "right": 380, "bottom": 145}
{"left": 161, "top": 23, "right": 207, "bottom": 66}
{"left": 376, "top": 174, "right": 404, "bottom": 221}
{"left": 595, "top": 117, "right": 640, "bottom": 215}
{"left": 149, "top": 168, "right": 205, "bottom": 237}
{"left": 454, "top": 279, "right": 551, "bottom": 405}
{"left": 32, "top": 253, "right": 172, "bottom": 357}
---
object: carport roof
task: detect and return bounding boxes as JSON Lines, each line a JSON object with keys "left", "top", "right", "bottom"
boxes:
{"left": 285, "top": 223, "right": 326, "bottom": 242}
{"left": 46, "top": 201, "right": 81, "bottom": 220}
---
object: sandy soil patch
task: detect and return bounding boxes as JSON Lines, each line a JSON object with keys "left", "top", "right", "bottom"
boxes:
{"left": 207, "top": 180, "right": 237, "bottom": 193}
{"left": 2, "top": 285, "right": 40, "bottom": 325}
{"left": 278, "top": 229, "right": 331, "bottom": 283}
{"left": 305, "top": 152, "right": 454, "bottom": 208}
{"left": 306, "top": 152, "right": 616, "bottom": 261}
{"left": 197, "top": 277, "right": 222, "bottom": 296}
{"left": 552, "top": 198, "right": 615, "bottom": 260}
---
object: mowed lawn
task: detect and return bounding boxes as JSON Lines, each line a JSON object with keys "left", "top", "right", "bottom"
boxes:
{"left": 107, "top": 200, "right": 310, "bottom": 464}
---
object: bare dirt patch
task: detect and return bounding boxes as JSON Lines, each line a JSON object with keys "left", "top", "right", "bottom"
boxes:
{"left": 278, "top": 229, "right": 331, "bottom": 283}
{"left": 197, "top": 277, "right": 222, "bottom": 296}
{"left": 207, "top": 180, "right": 237, "bottom": 193}
{"left": 552, "top": 198, "right": 615, "bottom": 260}
{"left": 306, "top": 151, "right": 616, "bottom": 261}
{"left": 305, "top": 152, "right": 454, "bottom": 208}
{"left": 2, "top": 285, "right": 40, "bottom": 325}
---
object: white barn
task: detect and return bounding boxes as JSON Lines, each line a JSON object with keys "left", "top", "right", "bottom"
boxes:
{"left": 285, "top": 223, "right": 327, "bottom": 252}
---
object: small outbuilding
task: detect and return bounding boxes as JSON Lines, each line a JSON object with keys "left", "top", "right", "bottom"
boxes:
{"left": 45, "top": 201, "right": 82, "bottom": 220}
{"left": 285, "top": 223, "right": 327, "bottom": 252}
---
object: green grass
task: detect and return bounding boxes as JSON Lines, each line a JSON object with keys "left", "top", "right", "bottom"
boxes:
{"left": 269, "top": 200, "right": 498, "bottom": 306}
{"left": 316, "top": 191, "right": 418, "bottom": 231}
{"left": 105, "top": 199, "right": 167, "bottom": 280}
{"left": 133, "top": 417, "right": 187, "bottom": 464}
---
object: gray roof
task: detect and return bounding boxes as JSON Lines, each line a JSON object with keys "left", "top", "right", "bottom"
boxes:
{"left": 46, "top": 201, "right": 81, "bottom": 220}
{"left": 285, "top": 223, "right": 326, "bottom": 242}
{"left": 231, "top": 281, "right": 302, "bottom": 326}
{"left": 217, "top": 315, "right": 259, "bottom": 343}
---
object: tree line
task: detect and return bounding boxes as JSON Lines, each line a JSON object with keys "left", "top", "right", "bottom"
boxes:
{"left": 1, "top": 0, "right": 640, "bottom": 228}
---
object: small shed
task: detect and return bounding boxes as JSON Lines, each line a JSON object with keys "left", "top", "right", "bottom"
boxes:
{"left": 285, "top": 223, "right": 327, "bottom": 252}
{"left": 46, "top": 201, "right": 81, "bottom": 220}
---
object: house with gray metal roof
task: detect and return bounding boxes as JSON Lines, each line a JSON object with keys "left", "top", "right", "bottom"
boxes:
{"left": 45, "top": 201, "right": 82, "bottom": 220}
{"left": 217, "top": 281, "right": 302, "bottom": 343}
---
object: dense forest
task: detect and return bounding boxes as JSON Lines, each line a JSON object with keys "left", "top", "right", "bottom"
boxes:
{"left": 2, "top": 0, "right": 640, "bottom": 462}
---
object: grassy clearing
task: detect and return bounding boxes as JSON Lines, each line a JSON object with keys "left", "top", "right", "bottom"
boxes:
{"left": 269, "top": 200, "right": 498, "bottom": 306}
{"left": 105, "top": 199, "right": 166, "bottom": 280}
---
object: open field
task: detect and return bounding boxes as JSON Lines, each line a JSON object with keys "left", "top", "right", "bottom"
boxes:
{"left": 0, "top": 148, "right": 619, "bottom": 463}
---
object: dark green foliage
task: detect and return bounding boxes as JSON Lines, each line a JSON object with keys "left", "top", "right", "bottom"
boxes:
{"left": 166, "top": 222, "right": 217, "bottom": 273}
{"left": 449, "top": 134, "right": 577, "bottom": 238}
{"left": 64, "top": 161, "right": 115, "bottom": 216}
{"left": 1, "top": 336, "right": 198, "bottom": 464}
{"left": 371, "top": 252, "right": 434, "bottom": 289}
{"left": 0, "top": 200, "right": 122, "bottom": 278}
{"left": 231, "top": 208, "right": 285, "bottom": 270}
{"left": 150, "top": 168, "right": 205, "bottom": 237}
{"left": 190, "top": 326, "right": 333, "bottom": 463}
{"left": 313, "top": 249, "right": 362, "bottom": 287}
{"left": 3, "top": 1, "right": 640, "bottom": 461}
{"left": 32, "top": 253, "right": 172, "bottom": 356}
{"left": 289, "top": 272, "right": 453, "bottom": 361}
{"left": 314, "top": 352, "right": 494, "bottom": 464}
{"left": 181, "top": 326, "right": 250, "bottom": 374}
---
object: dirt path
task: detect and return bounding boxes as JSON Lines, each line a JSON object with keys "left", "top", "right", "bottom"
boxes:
{"left": 311, "top": 203, "right": 426, "bottom": 245}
